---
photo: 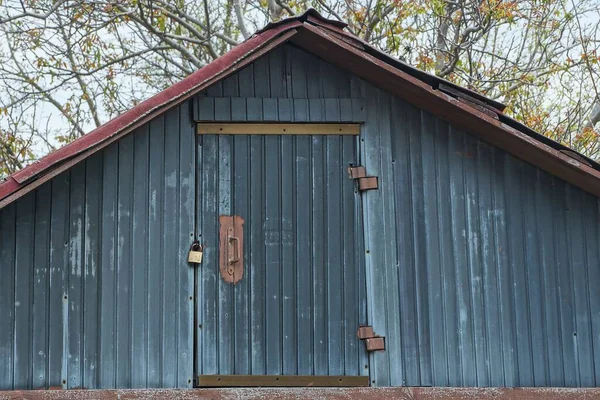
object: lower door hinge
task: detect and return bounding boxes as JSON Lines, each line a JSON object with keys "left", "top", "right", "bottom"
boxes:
{"left": 347, "top": 166, "right": 378, "bottom": 191}
{"left": 357, "top": 325, "right": 385, "bottom": 352}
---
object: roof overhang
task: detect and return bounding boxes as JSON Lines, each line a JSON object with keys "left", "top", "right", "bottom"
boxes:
{"left": 289, "top": 23, "right": 600, "bottom": 198}
{"left": 1, "top": 9, "right": 599, "bottom": 208}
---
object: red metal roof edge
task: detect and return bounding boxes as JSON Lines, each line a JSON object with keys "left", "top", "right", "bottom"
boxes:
{"left": 0, "top": 20, "right": 302, "bottom": 202}
{"left": 1, "top": 9, "right": 598, "bottom": 205}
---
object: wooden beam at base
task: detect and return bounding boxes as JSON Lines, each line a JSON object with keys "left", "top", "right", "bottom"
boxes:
{"left": 3, "top": 387, "right": 600, "bottom": 400}
{"left": 196, "top": 375, "right": 369, "bottom": 387}
{"left": 197, "top": 123, "right": 360, "bottom": 135}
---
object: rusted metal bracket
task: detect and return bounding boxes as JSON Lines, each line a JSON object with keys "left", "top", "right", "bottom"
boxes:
{"left": 219, "top": 215, "right": 245, "bottom": 284}
{"left": 357, "top": 325, "right": 385, "bottom": 352}
{"left": 347, "top": 166, "right": 378, "bottom": 191}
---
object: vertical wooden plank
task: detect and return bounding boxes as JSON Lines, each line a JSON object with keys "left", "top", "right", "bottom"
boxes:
{"left": 584, "top": 195, "right": 600, "bottom": 386}
{"left": 554, "top": 178, "right": 578, "bottom": 386}
{"left": 395, "top": 101, "right": 420, "bottom": 386}
{"left": 325, "top": 133, "right": 343, "bottom": 376}
{"left": 200, "top": 134, "right": 219, "bottom": 376}
{"left": 162, "top": 107, "right": 180, "bottom": 387}
{"left": 281, "top": 132, "right": 297, "bottom": 375}
{"left": 537, "top": 169, "right": 564, "bottom": 386}
{"left": 567, "top": 185, "right": 595, "bottom": 386}
{"left": 116, "top": 135, "right": 134, "bottom": 388}
{"left": 453, "top": 130, "right": 478, "bottom": 386}
{"left": 14, "top": 192, "right": 35, "bottom": 389}
{"left": 359, "top": 81, "right": 390, "bottom": 386}
{"left": 269, "top": 46, "right": 286, "bottom": 98}
{"left": 324, "top": 99, "right": 340, "bottom": 122}
{"left": 410, "top": 106, "right": 432, "bottom": 386}
{"left": 83, "top": 153, "right": 102, "bottom": 389}
{"left": 462, "top": 132, "right": 486, "bottom": 386}
{"left": 282, "top": 44, "right": 296, "bottom": 373}
{"left": 222, "top": 74, "right": 238, "bottom": 98}
{"left": 292, "top": 77, "right": 311, "bottom": 375}
{"left": 216, "top": 96, "right": 234, "bottom": 377}
{"left": 435, "top": 120, "right": 459, "bottom": 386}
{"left": 477, "top": 141, "right": 504, "bottom": 386}
{"left": 290, "top": 46, "right": 308, "bottom": 99}
{"left": 278, "top": 98, "right": 292, "bottom": 122}
{"left": 420, "top": 112, "right": 445, "bottom": 386}
{"left": 178, "top": 102, "right": 195, "bottom": 387}
{"left": 198, "top": 98, "right": 214, "bottom": 121}
{"left": 265, "top": 46, "right": 285, "bottom": 375}
{"left": 311, "top": 135, "right": 326, "bottom": 376}
{"left": 67, "top": 163, "right": 86, "bottom": 388}
{"left": 521, "top": 163, "right": 547, "bottom": 386}
{"left": 214, "top": 98, "right": 231, "bottom": 122}
{"left": 341, "top": 135, "right": 359, "bottom": 376}
{"left": 339, "top": 99, "right": 352, "bottom": 122}
{"left": 232, "top": 109, "right": 250, "bottom": 375}
{"left": 309, "top": 99, "right": 324, "bottom": 122}
{"left": 295, "top": 132, "right": 313, "bottom": 376}
{"left": 252, "top": 55, "right": 270, "bottom": 98}
{"left": 131, "top": 127, "right": 149, "bottom": 388}
{"left": 49, "top": 172, "right": 70, "bottom": 389}
{"left": 493, "top": 150, "right": 516, "bottom": 386}
{"left": 206, "top": 80, "right": 222, "bottom": 97}
{"left": 147, "top": 116, "right": 165, "bottom": 387}
{"left": 248, "top": 101, "right": 266, "bottom": 375}
{"left": 505, "top": 157, "right": 534, "bottom": 386}
{"left": 100, "top": 145, "right": 117, "bottom": 388}
{"left": 237, "top": 64, "right": 254, "bottom": 98}
{"left": 0, "top": 204, "right": 16, "bottom": 390}
{"left": 265, "top": 133, "right": 282, "bottom": 375}
{"left": 263, "top": 98, "right": 277, "bottom": 121}
{"left": 32, "top": 183, "right": 51, "bottom": 389}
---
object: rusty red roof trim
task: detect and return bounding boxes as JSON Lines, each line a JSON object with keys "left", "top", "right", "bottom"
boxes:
{"left": 1, "top": 8, "right": 599, "bottom": 206}
{"left": 0, "top": 20, "right": 301, "bottom": 201}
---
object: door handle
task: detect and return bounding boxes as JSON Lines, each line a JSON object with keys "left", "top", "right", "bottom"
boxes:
{"left": 219, "top": 215, "right": 245, "bottom": 284}
{"left": 228, "top": 236, "right": 240, "bottom": 265}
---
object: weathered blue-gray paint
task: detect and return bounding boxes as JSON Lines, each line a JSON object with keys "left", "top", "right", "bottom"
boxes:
{"left": 0, "top": 103, "right": 195, "bottom": 390}
{"left": 1, "top": 43, "right": 599, "bottom": 390}
{"left": 194, "top": 45, "right": 369, "bottom": 377}
{"left": 358, "top": 86, "right": 600, "bottom": 387}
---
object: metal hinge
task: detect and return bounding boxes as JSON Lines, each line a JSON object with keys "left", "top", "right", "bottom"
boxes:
{"left": 347, "top": 166, "right": 378, "bottom": 191}
{"left": 357, "top": 325, "right": 385, "bottom": 352}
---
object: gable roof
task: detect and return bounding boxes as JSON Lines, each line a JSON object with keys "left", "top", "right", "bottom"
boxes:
{"left": 1, "top": 9, "right": 599, "bottom": 208}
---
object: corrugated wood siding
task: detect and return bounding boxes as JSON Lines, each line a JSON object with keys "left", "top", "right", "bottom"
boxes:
{"left": 0, "top": 102, "right": 195, "bottom": 390}
{"left": 359, "top": 83, "right": 600, "bottom": 387}
{"left": 213, "top": 43, "right": 600, "bottom": 388}
{"left": 1, "top": 42, "right": 600, "bottom": 390}
{"left": 194, "top": 44, "right": 369, "bottom": 377}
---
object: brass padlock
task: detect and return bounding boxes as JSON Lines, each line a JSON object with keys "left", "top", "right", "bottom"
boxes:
{"left": 188, "top": 241, "right": 203, "bottom": 264}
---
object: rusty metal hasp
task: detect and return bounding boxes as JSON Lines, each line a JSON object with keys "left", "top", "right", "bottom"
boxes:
{"left": 219, "top": 215, "right": 244, "bottom": 284}
{"left": 357, "top": 325, "right": 385, "bottom": 352}
{"left": 347, "top": 166, "right": 378, "bottom": 191}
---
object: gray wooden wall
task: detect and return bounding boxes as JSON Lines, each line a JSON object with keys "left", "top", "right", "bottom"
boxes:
{"left": 0, "top": 43, "right": 599, "bottom": 389}
{"left": 358, "top": 77, "right": 600, "bottom": 387}
{"left": 0, "top": 103, "right": 195, "bottom": 389}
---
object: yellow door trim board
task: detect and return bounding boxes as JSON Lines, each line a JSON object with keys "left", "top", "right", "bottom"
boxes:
{"left": 197, "top": 123, "right": 360, "bottom": 135}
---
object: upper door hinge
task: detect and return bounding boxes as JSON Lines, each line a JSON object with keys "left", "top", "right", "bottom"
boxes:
{"left": 347, "top": 166, "right": 378, "bottom": 191}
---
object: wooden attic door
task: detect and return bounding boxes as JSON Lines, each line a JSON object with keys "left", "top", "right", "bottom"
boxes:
{"left": 194, "top": 122, "right": 370, "bottom": 386}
